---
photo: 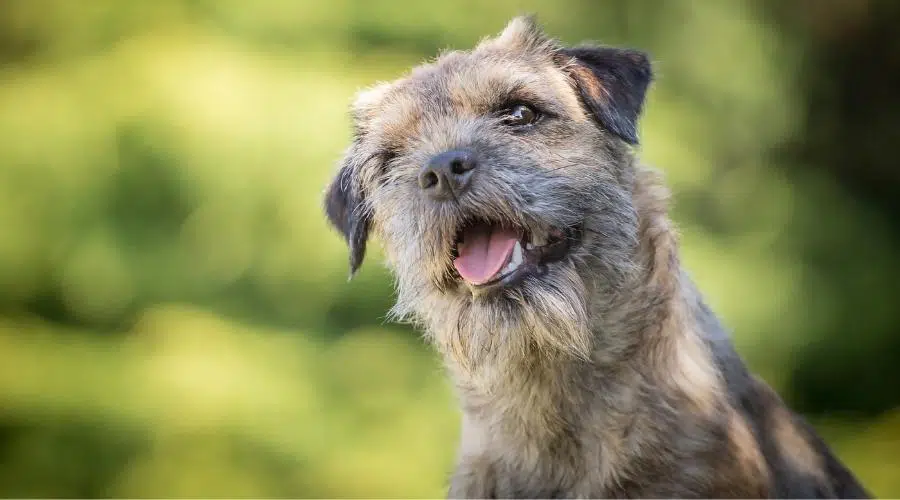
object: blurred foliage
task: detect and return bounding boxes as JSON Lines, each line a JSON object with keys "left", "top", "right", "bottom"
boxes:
{"left": 0, "top": 0, "right": 898, "bottom": 497}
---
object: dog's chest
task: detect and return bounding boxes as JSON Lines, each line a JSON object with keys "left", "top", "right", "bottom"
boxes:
{"left": 462, "top": 411, "right": 621, "bottom": 498}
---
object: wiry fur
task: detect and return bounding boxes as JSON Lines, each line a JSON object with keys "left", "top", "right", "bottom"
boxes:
{"left": 324, "top": 16, "right": 870, "bottom": 499}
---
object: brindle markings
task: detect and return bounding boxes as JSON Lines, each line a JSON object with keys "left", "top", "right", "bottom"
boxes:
{"left": 324, "top": 15, "right": 870, "bottom": 499}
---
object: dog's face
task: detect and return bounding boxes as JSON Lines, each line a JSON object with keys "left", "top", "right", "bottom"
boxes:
{"left": 325, "top": 17, "right": 652, "bottom": 363}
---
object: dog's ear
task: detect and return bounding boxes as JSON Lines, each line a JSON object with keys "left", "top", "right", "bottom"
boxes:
{"left": 492, "top": 15, "right": 552, "bottom": 53}
{"left": 324, "top": 148, "right": 371, "bottom": 278}
{"left": 558, "top": 45, "right": 653, "bottom": 145}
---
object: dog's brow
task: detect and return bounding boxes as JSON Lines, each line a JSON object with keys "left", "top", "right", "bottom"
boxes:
{"left": 500, "top": 85, "right": 563, "bottom": 115}
{"left": 459, "top": 76, "right": 568, "bottom": 117}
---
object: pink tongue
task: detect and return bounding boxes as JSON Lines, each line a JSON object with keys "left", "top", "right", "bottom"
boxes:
{"left": 453, "top": 225, "right": 519, "bottom": 285}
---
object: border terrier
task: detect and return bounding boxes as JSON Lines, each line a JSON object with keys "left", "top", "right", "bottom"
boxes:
{"left": 324, "top": 16, "right": 870, "bottom": 498}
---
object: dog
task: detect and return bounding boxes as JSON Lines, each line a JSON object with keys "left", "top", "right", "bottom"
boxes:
{"left": 323, "top": 16, "right": 870, "bottom": 499}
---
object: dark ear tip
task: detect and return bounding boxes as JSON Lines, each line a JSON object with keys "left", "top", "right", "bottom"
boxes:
{"left": 324, "top": 180, "right": 349, "bottom": 238}
{"left": 325, "top": 159, "right": 372, "bottom": 279}
{"left": 625, "top": 49, "right": 651, "bottom": 66}
{"left": 609, "top": 48, "right": 653, "bottom": 81}
{"left": 629, "top": 51, "right": 654, "bottom": 80}
{"left": 349, "top": 254, "right": 363, "bottom": 278}
{"left": 564, "top": 45, "right": 654, "bottom": 76}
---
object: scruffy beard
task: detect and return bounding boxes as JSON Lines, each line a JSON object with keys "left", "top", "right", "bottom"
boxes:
{"left": 372, "top": 164, "right": 642, "bottom": 380}
{"left": 387, "top": 241, "right": 596, "bottom": 379}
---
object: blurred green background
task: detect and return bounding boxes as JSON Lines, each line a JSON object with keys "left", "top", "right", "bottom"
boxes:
{"left": 1, "top": 0, "right": 899, "bottom": 497}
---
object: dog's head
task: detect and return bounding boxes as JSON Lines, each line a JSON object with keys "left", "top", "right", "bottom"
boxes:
{"left": 325, "top": 17, "right": 652, "bottom": 363}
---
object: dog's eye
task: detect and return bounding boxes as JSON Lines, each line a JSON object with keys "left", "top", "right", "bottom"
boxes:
{"left": 501, "top": 103, "right": 539, "bottom": 127}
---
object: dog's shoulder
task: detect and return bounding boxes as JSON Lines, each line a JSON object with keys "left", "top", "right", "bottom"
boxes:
{"left": 691, "top": 290, "right": 870, "bottom": 498}
{"left": 738, "top": 375, "right": 869, "bottom": 498}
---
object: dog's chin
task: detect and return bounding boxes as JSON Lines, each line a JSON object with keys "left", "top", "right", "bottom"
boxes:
{"left": 447, "top": 219, "right": 582, "bottom": 296}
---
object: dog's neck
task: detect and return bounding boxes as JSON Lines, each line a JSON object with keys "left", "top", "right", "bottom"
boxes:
{"left": 437, "top": 164, "right": 725, "bottom": 454}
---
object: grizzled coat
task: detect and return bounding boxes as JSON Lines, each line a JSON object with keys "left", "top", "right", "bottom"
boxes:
{"left": 324, "top": 16, "right": 870, "bottom": 499}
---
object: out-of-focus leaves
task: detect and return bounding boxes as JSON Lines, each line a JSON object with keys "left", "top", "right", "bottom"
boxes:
{"left": 0, "top": 0, "right": 897, "bottom": 496}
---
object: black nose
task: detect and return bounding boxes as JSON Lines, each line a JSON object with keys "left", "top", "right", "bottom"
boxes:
{"left": 418, "top": 149, "right": 477, "bottom": 200}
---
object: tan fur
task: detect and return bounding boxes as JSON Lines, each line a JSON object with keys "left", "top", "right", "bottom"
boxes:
{"left": 569, "top": 65, "right": 610, "bottom": 105}
{"left": 630, "top": 168, "right": 724, "bottom": 417}
{"left": 772, "top": 402, "right": 827, "bottom": 480}
{"left": 726, "top": 409, "right": 772, "bottom": 496}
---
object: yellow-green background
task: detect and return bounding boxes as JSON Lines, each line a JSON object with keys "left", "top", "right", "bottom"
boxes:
{"left": 1, "top": 0, "right": 898, "bottom": 497}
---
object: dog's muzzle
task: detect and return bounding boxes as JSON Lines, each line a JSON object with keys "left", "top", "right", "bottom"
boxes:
{"left": 452, "top": 221, "right": 581, "bottom": 290}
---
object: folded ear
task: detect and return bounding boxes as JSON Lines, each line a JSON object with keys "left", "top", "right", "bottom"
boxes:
{"left": 557, "top": 45, "right": 653, "bottom": 145}
{"left": 324, "top": 149, "right": 372, "bottom": 278}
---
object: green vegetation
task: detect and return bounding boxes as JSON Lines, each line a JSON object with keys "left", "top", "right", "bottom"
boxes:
{"left": 0, "top": 0, "right": 897, "bottom": 496}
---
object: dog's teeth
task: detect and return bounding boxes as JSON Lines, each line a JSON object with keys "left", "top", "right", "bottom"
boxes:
{"left": 532, "top": 231, "right": 548, "bottom": 247}
{"left": 510, "top": 241, "right": 523, "bottom": 267}
{"left": 525, "top": 242, "right": 534, "bottom": 251}
{"left": 498, "top": 242, "right": 525, "bottom": 276}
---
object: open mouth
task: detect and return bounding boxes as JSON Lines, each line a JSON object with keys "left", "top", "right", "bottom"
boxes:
{"left": 451, "top": 220, "right": 580, "bottom": 289}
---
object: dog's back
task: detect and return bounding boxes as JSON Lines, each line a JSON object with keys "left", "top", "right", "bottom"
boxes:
{"left": 696, "top": 294, "right": 870, "bottom": 498}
